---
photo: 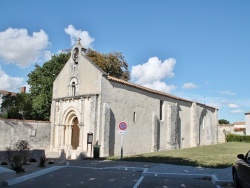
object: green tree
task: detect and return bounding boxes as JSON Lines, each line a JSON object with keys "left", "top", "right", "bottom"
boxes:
{"left": 218, "top": 119, "right": 230, "bottom": 124}
{"left": 85, "top": 49, "right": 130, "bottom": 81}
{"left": 27, "top": 53, "right": 70, "bottom": 120}
{"left": 1, "top": 93, "right": 33, "bottom": 119}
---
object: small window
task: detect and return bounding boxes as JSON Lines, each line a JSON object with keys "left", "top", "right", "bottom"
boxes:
{"left": 72, "top": 82, "right": 76, "bottom": 96}
{"left": 160, "top": 100, "right": 164, "bottom": 120}
{"left": 133, "top": 112, "right": 136, "bottom": 122}
{"left": 69, "top": 78, "right": 78, "bottom": 97}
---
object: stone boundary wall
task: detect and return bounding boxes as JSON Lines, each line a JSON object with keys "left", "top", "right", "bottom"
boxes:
{"left": 218, "top": 124, "right": 235, "bottom": 143}
{"left": 0, "top": 118, "right": 51, "bottom": 150}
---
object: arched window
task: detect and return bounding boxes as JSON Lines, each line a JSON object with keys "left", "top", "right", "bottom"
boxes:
{"left": 69, "top": 78, "right": 78, "bottom": 96}
{"left": 72, "top": 82, "right": 76, "bottom": 96}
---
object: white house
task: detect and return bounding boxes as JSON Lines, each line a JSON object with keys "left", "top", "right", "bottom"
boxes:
{"left": 245, "top": 112, "right": 250, "bottom": 135}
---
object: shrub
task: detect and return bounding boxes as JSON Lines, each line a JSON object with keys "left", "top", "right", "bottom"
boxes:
{"left": 14, "top": 140, "right": 31, "bottom": 164}
{"left": 38, "top": 155, "right": 47, "bottom": 167}
{"left": 11, "top": 154, "right": 24, "bottom": 173}
{"left": 226, "top": 134, "right": 250, "bottom": 142}
{"left": 5, "top": 140, "right": 32, "bottom": 172}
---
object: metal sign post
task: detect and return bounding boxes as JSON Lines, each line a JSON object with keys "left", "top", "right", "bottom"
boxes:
{"left": 121, "top": 134, "right": 124, "bottom": 160}
{"left": 118, "top": 121, "right": 127, "bottom": 160}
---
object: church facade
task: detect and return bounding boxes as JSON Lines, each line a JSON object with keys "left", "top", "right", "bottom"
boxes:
{"left": 50, "top": 41, "right": 218, "bottom": 159}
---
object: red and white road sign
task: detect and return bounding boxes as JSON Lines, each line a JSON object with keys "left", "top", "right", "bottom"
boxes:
{"left": 118, "top": 121, "right": 127, "bottom": 130}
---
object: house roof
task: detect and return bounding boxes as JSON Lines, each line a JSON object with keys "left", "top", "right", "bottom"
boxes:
{"left": 0, "top": 90, "right": 16, "bottom": 96}
{"left": 233, "top": 121, "right": 245, "bottom": 125}
{"left": 107, "top": 75, "right": 217, "bottom": 109}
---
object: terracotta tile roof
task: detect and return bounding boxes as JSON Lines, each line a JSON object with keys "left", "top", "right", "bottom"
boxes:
{"left": 218, "top": 124, "right": 234, "bottom": 127}
{"left": 107, "top": 75, "right": 216, "bottom": 108}
{"left": 233, "top": 121, "right": 245, "bottom": 125}
{"left": 0, "top": 90, "right": 16, "bottom": 96}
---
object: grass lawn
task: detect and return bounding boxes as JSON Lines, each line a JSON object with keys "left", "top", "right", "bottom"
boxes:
{"left": 108, "top": 142, "right": 250, "bottom": 168}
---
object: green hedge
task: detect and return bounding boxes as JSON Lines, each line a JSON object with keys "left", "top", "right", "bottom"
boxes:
{"left": 226, "top": 133, "right": 250, "bottom": 142}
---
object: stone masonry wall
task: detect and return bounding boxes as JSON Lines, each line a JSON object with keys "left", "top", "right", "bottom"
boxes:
{"left": 217, "top": 124, "right": 234, "bottom": 143}
{"left": 0, "top": 119, "right": 50, "bottom": 150}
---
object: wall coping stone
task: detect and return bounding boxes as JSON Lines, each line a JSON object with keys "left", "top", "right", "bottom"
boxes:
{"left": 0, "top": 118, "right": 50, "bottom": 123}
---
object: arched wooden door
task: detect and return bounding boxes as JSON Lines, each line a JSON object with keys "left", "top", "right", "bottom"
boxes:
{"left": 71, "top": 118, "right": 80, "bottom": 150}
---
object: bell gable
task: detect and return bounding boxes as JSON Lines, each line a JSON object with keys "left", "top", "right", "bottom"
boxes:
{"left": 52, "top": 40, "right": 107, "bottom": 99}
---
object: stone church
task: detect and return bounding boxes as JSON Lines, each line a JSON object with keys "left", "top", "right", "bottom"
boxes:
{"left": 49, "top": 40, "right": 218, "bottom": 159}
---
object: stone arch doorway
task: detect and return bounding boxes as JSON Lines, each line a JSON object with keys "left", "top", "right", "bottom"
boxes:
{"left": 71, "top": 117, "right": 80, "bottom": 150}
{"left": 62, "top": 108, "right": 81, "bottom": 151}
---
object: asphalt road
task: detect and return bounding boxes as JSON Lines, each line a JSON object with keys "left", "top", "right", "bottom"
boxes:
{"left": 4, "top": 160, "right": 218, "bottom": 188}
{"left": 8, "top": 167, "right": 216, "bottom": 188}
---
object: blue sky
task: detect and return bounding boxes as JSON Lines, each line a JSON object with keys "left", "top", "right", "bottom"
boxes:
{"left": 0, "top": 0, "right": 250, "bottom": 123}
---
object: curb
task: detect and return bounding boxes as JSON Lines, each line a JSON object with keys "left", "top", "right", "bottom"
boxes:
{"left": 3, "top": 164, "right": 67, "bottom": 187}
{"left": 211, "top": 175, "right": 234, "bottom": 188}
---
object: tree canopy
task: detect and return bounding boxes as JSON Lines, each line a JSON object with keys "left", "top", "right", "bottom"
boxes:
{"left": 218, "top": 119, "right": 230, "bottom": 124}
{"left": 85, "top": 49, "right": 130, "bottom": 81}
{"left": 0, "top": 92, "right": 33, "bottom": 119}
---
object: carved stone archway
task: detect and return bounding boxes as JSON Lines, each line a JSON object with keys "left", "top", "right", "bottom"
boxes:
{"left": 61, "top": 108, "right": 81, "bottom": 151}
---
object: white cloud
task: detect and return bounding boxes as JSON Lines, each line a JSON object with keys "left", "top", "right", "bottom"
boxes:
{"left": 0, "top": 28, "right": 51, "bottom": 68}
{"left": 219, "top": 90, "right": 236, "bottom": 96}
{"left": 131, "top": 57, "right": 176, "bottom": 93}
{"left": 64, "top": 25, "right": 94, "bottom": 48}
{"left": 143, "top": 81, "right": 176, "bottom": 93}
{"left": 231, "top": 109, "right": 243, "bottom": 114}
{"left": 0, "top": 66, "right": 24, "bottom": 91}
{"left": 131, "top": 57, "right": 176, "bottom": 84}
{"left": 182, "top": 83, "right": 197, "bottom": 89}
{"left": 228, "top": 103, "right": 239, "bottom": 109}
